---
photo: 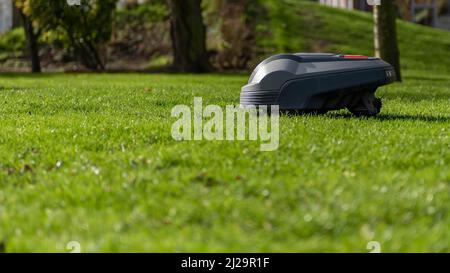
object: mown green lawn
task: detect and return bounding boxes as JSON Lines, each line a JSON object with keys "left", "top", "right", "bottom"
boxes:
{"left": 0, "top": 1, "right": 449, "bottom": 252}
{"left": 0, "top": 70, "right": 448, "bottom": 252}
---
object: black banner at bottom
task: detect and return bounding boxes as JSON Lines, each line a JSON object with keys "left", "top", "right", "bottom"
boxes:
{"left": 0, "top": 253, "right": 447, "bottom": 272}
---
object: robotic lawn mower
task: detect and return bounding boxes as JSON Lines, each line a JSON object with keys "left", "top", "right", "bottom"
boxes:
{"left": 240, "top": 53, "right": 396, "bottom": 116}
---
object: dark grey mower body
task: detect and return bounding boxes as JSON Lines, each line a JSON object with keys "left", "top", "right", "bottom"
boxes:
{"left": 240, "top": 53, "right": 396, "bottom": 116}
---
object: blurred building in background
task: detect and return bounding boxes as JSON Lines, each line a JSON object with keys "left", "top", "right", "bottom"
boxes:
{"left": 319, "top": 0, "right": 450, "bottom": 30}
{"left": 0, "top": 0, "right": 13, "bottom": 34}
{"left": 319, "top": 0, "right": 373, "bottom": 10}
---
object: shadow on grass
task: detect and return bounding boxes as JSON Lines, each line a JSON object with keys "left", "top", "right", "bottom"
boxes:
{"left": 383, "top": 90, "right": 450, "bottom": 102}
{"left": 0, "top": 69, "right": 249, "bottom": 77}
{"left": 0, "top": 86, "right": 30, "bottom": 92}
{"left": 282, "top": 110, "right": 449, "bottom": 122}
{"left": 325, "top": 112, "right": 450, "bottom": 122}
{"left": 406, "top": 75, "right": 450, "bottom": 83}
{"left": 0, "top": 72, "right": 63, "bottom": 79}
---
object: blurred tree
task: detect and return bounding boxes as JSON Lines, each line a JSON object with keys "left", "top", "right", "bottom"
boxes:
{"left": 20, "top": 10, "right": 41, "bottom": 73}
{"left": 15, "top": 0, "right": 117, "bottom": 70}
{"left": 167, "top": 0, "right": 211, "bottom": 72}
{"left": 14, "top": 1, "right": 41, "bottom": 73}
{"left": 373, "top": 0, "right": 402, "bottom": 81}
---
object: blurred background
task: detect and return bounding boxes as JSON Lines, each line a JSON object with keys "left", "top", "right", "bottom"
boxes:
{"left": 0, "top": 0, "right": 449, "bottom": 73}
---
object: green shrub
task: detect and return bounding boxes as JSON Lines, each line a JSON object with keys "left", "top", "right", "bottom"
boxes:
{"left": 0, "top": 28, "right": 26, "bottom": 58}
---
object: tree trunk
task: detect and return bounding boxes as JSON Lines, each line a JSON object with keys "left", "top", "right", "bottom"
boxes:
{"left": 167, "top": 0, "right": 211, "bottom": 72}
{"left": 20, "top": 12, "right": 41, "bottom": 73}
{"left": 373, "top": 0, "right": 401, "bottom": 81}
